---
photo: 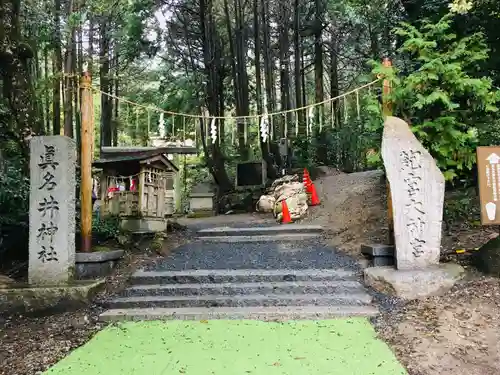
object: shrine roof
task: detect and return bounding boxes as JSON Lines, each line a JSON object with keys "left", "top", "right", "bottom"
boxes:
{"left": 93, "top": 152, "right": 179, "bottom": 172}
{"left": 100, "top": 146, "right": 197, "bottom": 156}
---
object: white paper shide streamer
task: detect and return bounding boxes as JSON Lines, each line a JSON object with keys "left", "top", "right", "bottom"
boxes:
{"left": 260, "top": 114, "right": 269, "bottom": 143}
{"left": 210, "top": 117, "right": 217, "bottom": 143}
{"left": 158, "top": 112, "right": 165, "bottom": 138}
{"left": 308, "top": 107, "right": 314, "bottom": 135}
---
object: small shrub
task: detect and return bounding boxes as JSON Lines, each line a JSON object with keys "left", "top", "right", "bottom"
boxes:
{"left": 0, "top": 157, "right": 29, "bottom": 227}
{"left": 0, "top": 154, "right": 29, "bottom": 265}
{"left": 443, "top": 188, "right": 480, "bottom": 230}
{"left": 92, "top": 214, "right": 122, "bottom": 243}
{"left": 292, "top": 135, "right": 316, "bottom": 169}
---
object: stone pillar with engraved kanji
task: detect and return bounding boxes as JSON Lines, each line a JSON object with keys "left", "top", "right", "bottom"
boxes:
{"left": 29, "top": 136, "right": 76, "bottom": 285}
{"left": 381, "top": 117, "right": 445, "bottom": 270}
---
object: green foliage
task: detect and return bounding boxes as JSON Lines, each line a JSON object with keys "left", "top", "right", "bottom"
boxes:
{"left": 291, "top": 90, "right": 384, "bottom": 172}
{"left": 292, "top": 135, "right": 316, "bottom": 169}
{"left": 0, "top": 157, "right": 29, "bottom": 227}
{"left": 443, "top": 188, "right": 480, "bottom": 229}
{"left": 478, "top": 118, "right": 500, "bottom": 146}
{"left": 92, "top": 214, "right": 122, "bottom": 242}
{"left": 374, "top": 14, "right": 500, "bottom": 182}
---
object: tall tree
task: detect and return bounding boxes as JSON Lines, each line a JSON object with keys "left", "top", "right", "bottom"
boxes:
{"left": 52, "top": 0, "right": 62, "bottom": 135}
{"left": 99, "top": 17, "right": 112, "bottom": 147}
{"left": 0, "top": 0, "right": 40, "bottom": 143}
{"left": 199, "top": 0, "right": 232, "bottom": 191}
{"left": 223, "top": 0, "right": 250, "bottom": 157}
{"left": 277, "top": 0, "right": 292, "bottom": 137}
{"left": 63, "top": 0, "right": 75, "bottom": 138}
{"left": 293, "top": 0, "right": 304, "bottom": 135}
{"left": 314, "top": 0, "right": 324, "bottom": 126}
{"left": 253, "top": 0, "right": 276, "bottom": 177}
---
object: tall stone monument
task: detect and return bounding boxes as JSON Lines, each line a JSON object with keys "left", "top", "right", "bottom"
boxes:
{"left": 29, "top": 136, "right": 76, "bottom": 285}
{"left": 382, "top": 116, "right": 445, "bottom": 269}
{"left": 364, "top": 117, "right": 464, "bottom": 299}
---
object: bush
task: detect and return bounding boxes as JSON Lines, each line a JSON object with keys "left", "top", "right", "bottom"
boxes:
{"left": 92, "top": 214, "right": 122, "bottom": 243}
{"left": 291, "top": 91, "right": 383, "bottom": 173}
{"left": 0, "top": 157, "right": 29, "bottom": 227}
{"left": 0, "top": 154, "right": 29, "bottom": 266}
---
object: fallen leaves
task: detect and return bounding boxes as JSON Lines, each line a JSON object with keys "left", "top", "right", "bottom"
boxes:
{"left": 374, "top": 277, "right": 500, "bottom": 375}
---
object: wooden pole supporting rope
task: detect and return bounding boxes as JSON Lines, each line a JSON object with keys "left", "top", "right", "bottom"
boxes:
{"left": 147, "top": 109, "right": 151, "bottom": 146}
{"left": 135, "top": 108, "right": 140, "bottom": 145}
{"left": 80, "top": 72, "right": 93, "bottom": 253}
{"left": 382, "top": 58, "right": 393, "bottom": 117}
{"left": 381, "top": 57, "right": 394, "bottom": 245}
{"left": 182, "top": 116, "right": 186, "bottom": 144}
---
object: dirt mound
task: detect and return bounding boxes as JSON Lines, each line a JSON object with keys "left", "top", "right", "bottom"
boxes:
{"left": 307, "top": 169, "right": 388, "bottom": 256}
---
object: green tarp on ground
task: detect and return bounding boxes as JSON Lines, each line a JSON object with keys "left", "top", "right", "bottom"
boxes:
{"left": 44, "top": 318, "right": 407, "bottom": 375}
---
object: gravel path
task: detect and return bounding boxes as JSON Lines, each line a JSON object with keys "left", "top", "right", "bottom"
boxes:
{"left": 144, "top": 239, "right": 360, "bottom": 271}
{"left": 147, "top": 216, "right": 402, "bottom": 315}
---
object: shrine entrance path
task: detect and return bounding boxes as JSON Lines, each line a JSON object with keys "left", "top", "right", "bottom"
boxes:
{"left": 44, "top": 216, "right": 406, "bottom": 374}
{"left": 43, "top": 319, "right": 406, "bottom": 375}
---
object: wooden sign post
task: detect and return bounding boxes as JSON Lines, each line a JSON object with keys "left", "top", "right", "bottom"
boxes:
{"left": 381, "top": 58, "right": 394, "bottom": 245}
{"left": 477, "top": 146, "right": 500, "bottom": 225}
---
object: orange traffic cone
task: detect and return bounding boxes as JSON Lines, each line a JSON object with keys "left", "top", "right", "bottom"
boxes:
{"left": 303, "top": 168, "right": 313, "bottom": 193}
{"left": 281, "top": 200, "right": 292, "bottom": 224}
{"left": 303, "top": 168, "right": 309, "bottom": 179}
{"left": 310, "top": 183, "right": 320, "bottom": 206}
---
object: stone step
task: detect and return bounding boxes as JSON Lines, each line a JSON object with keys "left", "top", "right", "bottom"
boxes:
{"left": 197, "top": 233, "right": 321, "bottom": 243}
{"left": 106, "top": 292, "right": 373, "bottom": 309}
{"left": 99, "top": 305, "right": 379, "bottom": 322}
{"left": 131, "top": 268, "right": 358, "bottom": 285}
{"left": 122, "top": 280, "right": 366, "bottom": 297}
{"left": 196, "top": 224, "right": 323, "bottom": 238}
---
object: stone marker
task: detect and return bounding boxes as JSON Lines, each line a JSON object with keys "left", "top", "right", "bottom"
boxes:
{"left": 29, "top": 136, "right": 76, "bottom": 285}
{"left": 189, "top": 182, "right": 215, "bottom": 217}
{"left": 381, "top": 116, "right": 445, "bottom": 270}
{"left": 364, "top": 117, "right": 464, "bottom": 300}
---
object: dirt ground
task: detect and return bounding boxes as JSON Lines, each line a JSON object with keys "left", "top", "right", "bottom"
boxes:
{"left": 0, "top": 231, "right": 188, "bottom": 375}
{"left": 309, "top": 167, "right": 500, "bottom": 375}
{"left": 306, "top": 167, "right": 388, "bottom": 256}
{"left": 375, "top": 277, "right": 500, "bottom": 375}
{"left": 308, "top": 166, "right": 498, "bottom": 257}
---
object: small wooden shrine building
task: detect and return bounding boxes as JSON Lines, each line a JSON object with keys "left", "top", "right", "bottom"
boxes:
{"left": 93, "top": 147, "right": 182, "bottom": 232}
